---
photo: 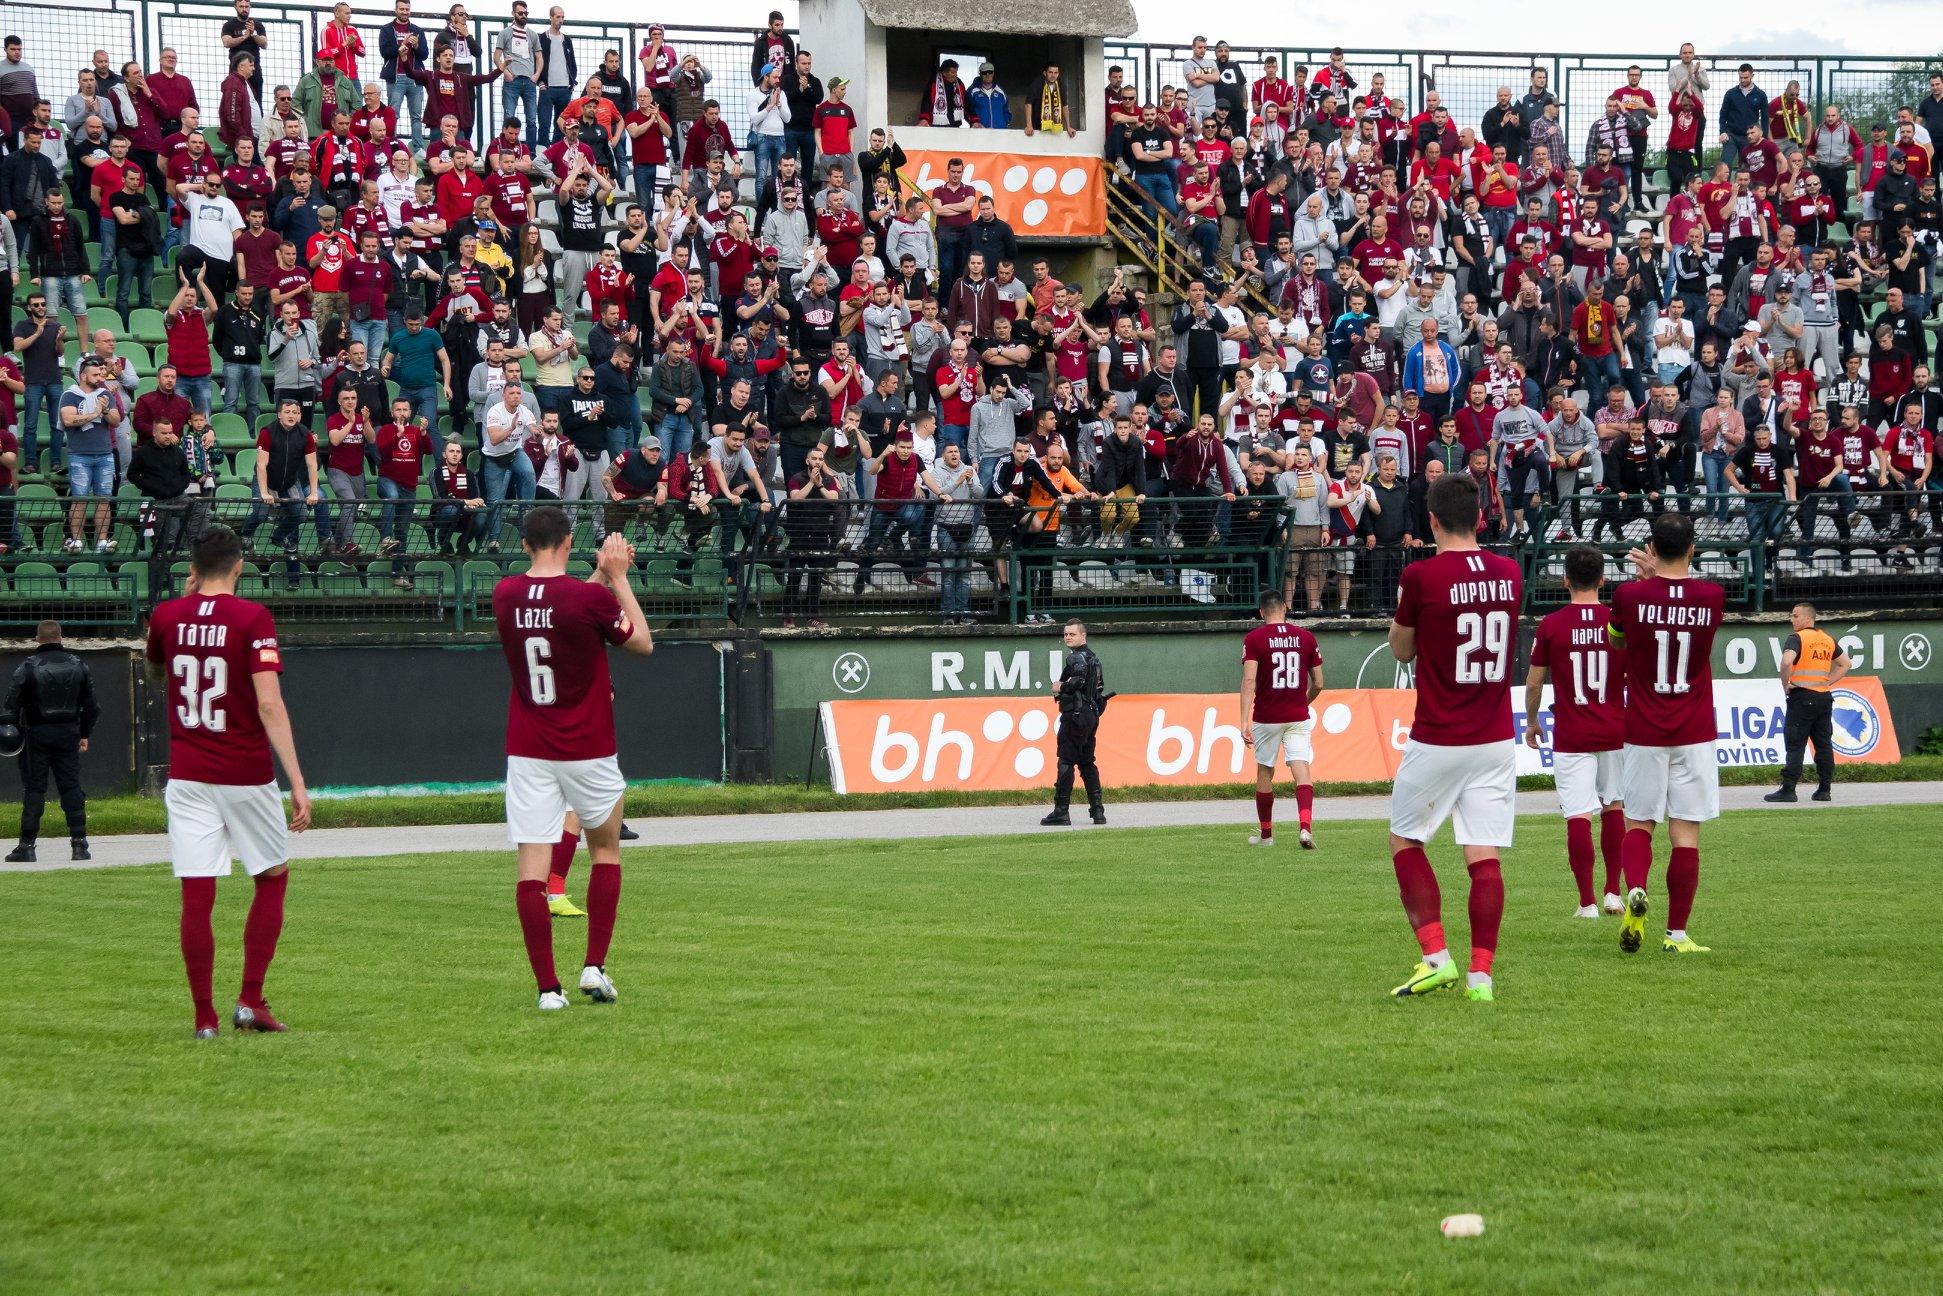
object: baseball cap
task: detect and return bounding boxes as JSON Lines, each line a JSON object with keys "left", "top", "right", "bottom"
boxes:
{"left": 979, "top": 60, "right": 995, "bottom": 73}
{"left": 760, "top": 62, "right": 778, "bottom": 78}
{"left": 1742, "top": 321, "right": 1762, "bottom": 333}
{"left": 642, "top": 434, "right": 663, "bottom": 451}
{"left": 759, "top": 244, "right": 779, "bottom": 259}
{"left": 829, "top": 76, "right": 850, "bottom": 90}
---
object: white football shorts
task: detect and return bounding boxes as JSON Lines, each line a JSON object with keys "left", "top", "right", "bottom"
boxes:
{"left": 1621, "top": 742, "right": 1721, "bottom": 824}
{"left": 505, "top": 754, "right": 626, "bottom": 845}
{"left": 1388, "top": 739, "right": 1518, "bottom": 848}
{"left": 1553, "top": 749, "right": 1626, "bottom": 819}
{"left": 166, "top": 780, "right": 289, "bottom": 879}
{"left": 1252, "top": 718, "right": 1315, "bottom": 768}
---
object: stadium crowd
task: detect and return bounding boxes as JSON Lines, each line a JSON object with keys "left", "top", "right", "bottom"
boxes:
{"left": 1, "top": 10, "right": 1940, "bottom": 624}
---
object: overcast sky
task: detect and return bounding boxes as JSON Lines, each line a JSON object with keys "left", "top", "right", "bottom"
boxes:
{"left": 567, "top": 0, "right": 1941, "bottom": 57}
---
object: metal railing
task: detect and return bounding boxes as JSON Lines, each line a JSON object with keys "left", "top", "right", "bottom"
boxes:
{"left": 1525, "top": 488, "right": 1943, "bottom": 611}
{"left": 1102, "top": 43, "right": 1937, "bottom": 171}
{"left": 33, "top": 3, "right": 1927, "bottom": 165}
{"left": 8, "top": 485, "right": 1939, "bottom": 627}
{"left": 0, "top": 494, "right": 1309, "bottom": 627}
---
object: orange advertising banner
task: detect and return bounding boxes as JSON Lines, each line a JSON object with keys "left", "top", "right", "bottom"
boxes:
{"left": 901, "top": 150, "right": 1105, "bottom": 237}
{"left": 819, "top": 679, "right": 1900, "bottom": 794}
{"left": 821, "top": 691, "right": 1408, "bottom": 795}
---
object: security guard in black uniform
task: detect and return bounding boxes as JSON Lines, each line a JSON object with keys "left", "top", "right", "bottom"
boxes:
{"left": 5, "top": 621, "right": 100, "bottom": 863}
{"left": 1042, "top": 620, "right": 1109, "bottom": 826}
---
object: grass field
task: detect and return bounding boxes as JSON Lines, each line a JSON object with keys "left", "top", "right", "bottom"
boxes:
{"left": 9, "top": 753, "right": 1943, "bottom": 837}
{"left": 2, "top": 807, "right": 1937, "bottom": 1294}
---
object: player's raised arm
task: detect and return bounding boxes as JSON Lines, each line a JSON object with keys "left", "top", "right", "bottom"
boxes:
{"left": 594, "top": 534, "right": 656, "bottom": 657}
{"left": 253, "top": 672, "right": 311, "bottom": 832}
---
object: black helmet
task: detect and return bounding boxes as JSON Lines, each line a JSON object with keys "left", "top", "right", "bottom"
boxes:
{"left": 0, "top": 719, "right": 22, "bottom": 760}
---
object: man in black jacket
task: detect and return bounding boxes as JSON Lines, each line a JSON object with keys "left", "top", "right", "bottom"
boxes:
{"left": 772, "top": 356, "right": 830, "bottom": 481}
{"left": 1363, "top": 450, "right": 1410, "bottom": 610}
{"left": 962, "top": 197, "right": 1018, "bottom": 280}
{"left": 216, "top": 283, "right": 267, "bottom": 432}
{"left": 4, "top": 621, "right": 100, "bottom": 863}
{"left": 1170, "top": 278, "right": 1227, "bottom": 423}
{"left": 27, "top": 191, "right": 94, "bottom": 341}
{"left": 0, "top": 126, "right": 59, "bottom": 229}
{"left": 1592, "top": 420, "right": 1665, "bottom": 542}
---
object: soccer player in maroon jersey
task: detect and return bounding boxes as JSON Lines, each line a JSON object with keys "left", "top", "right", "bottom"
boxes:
{"left": 1608, "top": 512, "right": 1725, "bottom": 955}
{"left": 494, "top": 507, "right": 656, "bottom": 1011}
{"left": 1385, "top": 473, "right": 1524, "bottom": 1002}
{"left": 1525, "top": 545, "right": 1629, "bottom": 920}
{"left": 144, "top": 527, "right": 312, "bottom": 1039}
{"left": 1238, "top": 592, "right": 1325, "bottom": 848}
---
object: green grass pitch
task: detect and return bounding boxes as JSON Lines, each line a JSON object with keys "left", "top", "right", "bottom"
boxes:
{"left": 2, "top": 807, "right": 1937, "bottom": 1294}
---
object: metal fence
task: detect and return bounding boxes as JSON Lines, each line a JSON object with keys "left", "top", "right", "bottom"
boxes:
{"left": 29, "top": 3, "right": 1931, "bottom": 157}
{"left": 0, "top": 494, "right": 1305, "bottom": 627}
{"left": 1103, "top": 43, "right": 1936, "bottom": 166}
{"left": 7, "top": 486, "right": 1938, "bottom": 629}
{"left": 88, "top": 1, "right": 774, "bottom": 145}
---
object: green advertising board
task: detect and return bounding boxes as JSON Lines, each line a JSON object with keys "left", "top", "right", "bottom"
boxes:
{"left": 1710, "top": 619, "right": 1942, "bottom": 685}
{"left": 766, "top": 617, "right": 1943, "bottom": 780}
{"left": 768, "top": 627, "right": 1399, "bottom": 778}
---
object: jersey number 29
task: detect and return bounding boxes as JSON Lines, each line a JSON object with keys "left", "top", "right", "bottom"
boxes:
{"left": 1454, "top": 610, "right": 1511, "bottom": 684}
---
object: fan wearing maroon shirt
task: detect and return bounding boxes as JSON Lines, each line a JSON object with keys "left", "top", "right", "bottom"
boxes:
{"left": 1239, "top": 592, "right": 1324, "bottom": 849}
{"left": 1386, "top": 473, "right": 1523, "bottom": 1002}
{"left": 1525, "top": 545, "right": 1629, "bottom": 920}
{"left": 144, "top": 526, "right": 312, "bottom": 1039}
{"left": 494, "top": 508, "right": 655, "bottom": 1012}
{"left": 1608, "top": 512, "right": 1725, "bottom": 957}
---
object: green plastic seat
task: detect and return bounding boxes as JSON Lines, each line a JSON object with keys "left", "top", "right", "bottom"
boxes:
{"left": 128, "top": 309, "right": 169, "bottom": 345}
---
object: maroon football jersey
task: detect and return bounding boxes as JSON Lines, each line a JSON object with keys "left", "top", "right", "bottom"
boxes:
{"left": 1531, "top": 603, "right": 1625, "bottom": 753}
{"left": 1395, "top": 548, "right": 1524, "bottom": 745}
{"left": 145, "top": 592, "right": 283, "bottom": 785}
{"left": 493, "top": 574, "right": 634, "bottom": 761}
{"left": 1243, "top": 621, "right": 1324, "bottom": 723}
{"left": 1609, "top": 575, "right": 1725, "bottom": 747}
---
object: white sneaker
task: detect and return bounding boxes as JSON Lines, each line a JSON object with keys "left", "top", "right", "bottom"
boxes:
{"left": 537, "top": 990, "right": 569, "bottom": 1011}
{"left": 1602, "top": 892, "right": 1625, "bottom": 914}
{"left": 578, "top": 964, "right": 617, "bottom": 1003}
{"left": 1574, "top": 904, "right": 1601, "bottom": 919}
{"left": 1298, "top": 828, "right": 1315, "bottom": 850}
{"left": 1247, "top": 832, "right": 1277, "bottom": 846}
{"left": 62, "top": 537, "right": 82, "bottom": 553}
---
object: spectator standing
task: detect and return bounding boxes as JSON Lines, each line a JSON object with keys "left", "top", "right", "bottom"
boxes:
{"left": 496, "top": 2, "right": 542, "bottom": 149}
{"left": 59, "top": 357, "right": 123, "bottom": 552}
{"left": 1718, "top": 65, "right": 1768, "bottom": 167}
{"left": 222, "top": 0, "right": 271, "bottom": 101}
{"left": 381, "top": 0, "right": 431, "bottom": 148}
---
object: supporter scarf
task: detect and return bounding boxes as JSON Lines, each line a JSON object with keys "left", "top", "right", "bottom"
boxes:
{"left": 1039, "top": 78, "right": 1064, "bottom": 130}
{"left": 1582, "top": 300, "right": 1606, "bottom": 342}
{"left": 931, "top": 77, "right": 950, "bottom": 123}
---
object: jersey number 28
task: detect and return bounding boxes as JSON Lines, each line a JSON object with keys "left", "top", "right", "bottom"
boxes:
{"left": 1454, "top": 610, "right": 1511, "bottom": 684}
{"left": 1269, "top": 649, "right": 1306, "bottom": 691}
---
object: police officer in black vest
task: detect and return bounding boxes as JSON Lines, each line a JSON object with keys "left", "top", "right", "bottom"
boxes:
{"left": 1042, "top": 619, "right": 1109, "bottom": 826}
{"left": 5, "top": 621, "right": 100, "bottom": 862}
